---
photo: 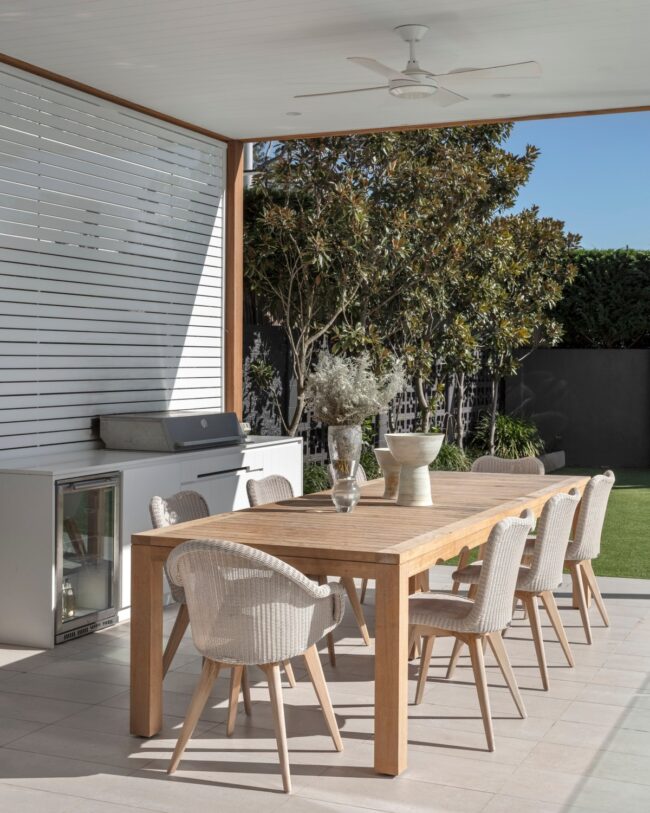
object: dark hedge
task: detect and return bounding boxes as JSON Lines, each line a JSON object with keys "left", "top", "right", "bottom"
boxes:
{"left": 556, "top": 249, "right": 650, "bottom": 348}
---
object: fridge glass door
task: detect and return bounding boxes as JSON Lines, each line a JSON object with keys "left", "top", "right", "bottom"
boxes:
{"left": 56, "top": 475, "right": 119, "bottom": 638}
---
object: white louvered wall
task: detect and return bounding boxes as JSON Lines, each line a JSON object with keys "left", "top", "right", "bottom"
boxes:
{"left": 0, "top": 64, "right": 226, "bottom": 455}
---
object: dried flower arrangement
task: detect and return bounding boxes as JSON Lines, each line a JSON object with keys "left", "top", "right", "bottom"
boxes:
{"left": 305, "top": 352, "right": 405, "bottom": 426}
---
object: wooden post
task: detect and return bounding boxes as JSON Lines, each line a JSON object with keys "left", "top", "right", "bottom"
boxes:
{"left": 225, "top": 140, "right": 244, "bottom": 418}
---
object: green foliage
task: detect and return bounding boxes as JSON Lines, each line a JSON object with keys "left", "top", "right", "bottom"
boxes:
{"left": 360, "top": 417, "right": 381, "bottom": 479}
{"left": 246, "top": 131, "right": 577, "bottom": 438}
{"left": 430, "top": 442, "right": 471, "bottom": 472}
{"left": 303, "top": 463, "right": 329, "bottom": 495}
{"left": 556, "top": 249, "right": 650, "bottom": 348}
{"left": 474, "top": 413, "right": 544, "bottom": 459}
{"left": 244, "top": 146, "right": 376, "bottom": 435}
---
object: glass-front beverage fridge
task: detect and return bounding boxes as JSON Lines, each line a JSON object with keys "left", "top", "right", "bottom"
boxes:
{"left": 55, "top": 473, "right": 120, "bottom": 643}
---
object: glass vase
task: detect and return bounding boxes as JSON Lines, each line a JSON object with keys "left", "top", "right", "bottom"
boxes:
{"left": 328, "top": 425, "right": 362, "bottom": 513}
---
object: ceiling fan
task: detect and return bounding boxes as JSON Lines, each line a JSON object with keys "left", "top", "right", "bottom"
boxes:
{"left": 295, "top": 24, "right": 541, "bottom": 107}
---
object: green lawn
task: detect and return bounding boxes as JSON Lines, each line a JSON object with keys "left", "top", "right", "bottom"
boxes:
{"left": 560, "top": 467, "right": 650, "bottom": 580}
{"left": 445, "top": 468, "right": 650, "bottom": 579}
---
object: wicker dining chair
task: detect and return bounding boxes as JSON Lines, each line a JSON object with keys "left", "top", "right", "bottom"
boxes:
{"left": 450, "top": 489, "right": 581, "bottom": 690}
{"left": 149, "top": 490, "right": 210, "bottom": 676}
{"left": 166, "top": 538, "right": 345, "bottom": 793}
{"left": 409, "top": 511, "right": 534, "bottom": 751}
{"left": 471, "top": 455, "right": 545, "bottom": 475}
{"left": 450, "top": 454, "right": 546, "bottom": 594}
{"left": 247, "top": 475, "right": 371, "bottom": 664}
{"left": 151, "top": 489, "right": 295, "bottom": 728}
{"left": 562, "top": 471, "right": 615, "bottom": 643}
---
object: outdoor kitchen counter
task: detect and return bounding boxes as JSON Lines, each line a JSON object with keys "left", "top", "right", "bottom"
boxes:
{"left": 0, "top": 435, "right": 299, "bottom": 477}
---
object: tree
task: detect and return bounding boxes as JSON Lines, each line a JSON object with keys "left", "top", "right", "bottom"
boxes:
{"left": 244, "top": 142, "right": 376, "bottom": 435}
{"left": 329, "top": 126, "right": 541, "bottom": 432}
{"left": 472, "top": 208, "right": 580, "bottom": 452}
{"left": 246, "top": 129, "right": 576, "bottom": 441}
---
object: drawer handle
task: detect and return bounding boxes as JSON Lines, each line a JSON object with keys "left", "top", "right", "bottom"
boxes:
{"left": 175, "top": 436, "right": 244, "bottom": 449}
{"left": 196, "top": 465, "right": 263, "bottom": 480}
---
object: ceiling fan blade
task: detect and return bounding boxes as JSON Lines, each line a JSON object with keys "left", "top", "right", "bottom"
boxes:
{"left": 348, "top": 56, "right": 417, "bottom": 83}
{"left": 432, "top": 86, "right": 468, "bottom": 107}
{"left": 435, "top": 61, "right": 542, "bottom": 81}
{"left": 294, "top": 85, "right": 386, "bottom": 99}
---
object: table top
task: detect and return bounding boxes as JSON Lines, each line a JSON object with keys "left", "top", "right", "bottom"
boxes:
{"left": 132, "top": 471, "right": 589, "bottom": 567}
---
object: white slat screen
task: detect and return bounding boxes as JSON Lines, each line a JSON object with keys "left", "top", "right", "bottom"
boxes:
{"left": 0, "top": 64, "right": 226, "bottom": 454}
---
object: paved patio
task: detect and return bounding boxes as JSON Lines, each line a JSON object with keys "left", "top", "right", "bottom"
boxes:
{"left": 0, "top": 568, "right": 649, "bottom": 813}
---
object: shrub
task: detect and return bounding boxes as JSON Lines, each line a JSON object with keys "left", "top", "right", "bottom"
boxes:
{"left": 303, "top": 463, "right": 329, "bottom": 495}
{"left": 474, "top": 413, "right": 544, "bottom": 459}
{"left": 556, "top": 249, "right": 650, "bottom": 348}
{"left": 430, "top": 442, "right": 471, "bottom": 472}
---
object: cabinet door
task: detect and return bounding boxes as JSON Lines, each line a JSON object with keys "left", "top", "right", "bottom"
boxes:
{"left": 121, "top": 463, "right": 181, "bottom": 609}
{"left": 180, "top": 448, "right": 265, "bottom": 514}
{"left": 252, "top": 441, "right": 303, "bottom": 497}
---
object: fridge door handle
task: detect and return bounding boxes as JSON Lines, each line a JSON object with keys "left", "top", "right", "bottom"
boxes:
{"left": 66, "top": 478, "right": 118, "bottom": 491}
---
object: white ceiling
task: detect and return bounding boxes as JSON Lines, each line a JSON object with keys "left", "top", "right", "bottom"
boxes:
{"left": 0, "top": 0, "right": 649, "bottom": 140}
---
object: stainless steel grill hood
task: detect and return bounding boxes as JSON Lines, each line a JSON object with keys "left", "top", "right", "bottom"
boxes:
{"left": 99, "top": 410, "right": 245, "bottom": 453}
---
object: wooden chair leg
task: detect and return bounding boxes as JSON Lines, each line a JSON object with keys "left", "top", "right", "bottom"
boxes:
{"left": 325, "top": 632, "right": 336, "bottom": 666}
{"left": 415, "top": 635, "right": 435, "bottom": 705}
{"left": 303, "top": 644, "right": 343, "bottom": 751}
{"left": 341, "top": 576, "right": 371, "bottom": 646}
{"left": 452, "top": 549, "right": 470, "bottom": 593}
{"left": 408, "top": 625, "right": 420, "bottom": 661}
{"left": 261, "top": 663, "right": 292, "bottom": 793}
{"left": 569, "top": 561, "right": 593, "bottom": 644}
{"left": 539, "top": 590, "right": 575, "bottom": 667}
{"left": 581, "top": 560, "right": 610, "bottom": 627}
{"left": 486, "top": 632, "right": 526, "bottom": 718}
{"left": 467, "top": 637, "right": 495, "bottom": 752}
{"left": 445, "top": 637, "right": 464, "bottom": 679}
{"left": 168, "top": 659, "right": 220, "bottom": 773}
{"left": 360, "top": 578, "right": 368, "bottom": 604}
{"left": 283, "top": 660, "right": 297, "bottom": 688}
{"left": 522, "top": 593, "right": 549, "bottom": 691}
{"left": 241, "top": 665, "right": 252, "bottom": 716}
{"left": 162, "top": 602, "right": 190, "bottom": 677}
{"left": 317, "top": 576, "right": 337, "bottom": 665}
{"left": 227, "top": 665, "right": 243, "bottom": 736}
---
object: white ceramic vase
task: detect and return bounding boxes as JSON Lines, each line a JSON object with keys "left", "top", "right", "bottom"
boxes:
{"left": 384, "top": 433, "right": 444, "bottom": 507}
{"left": 373, "top": 447, "right": 401, "bottom": 500}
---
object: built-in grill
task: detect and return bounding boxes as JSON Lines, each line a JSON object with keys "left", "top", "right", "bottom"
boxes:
{"left": 99, "top": 410, "right": 245, "bottom": 453}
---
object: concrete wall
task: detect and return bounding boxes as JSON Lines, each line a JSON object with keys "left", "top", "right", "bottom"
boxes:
{"left": 506, "top": 349, "right": 650, "bottom": 468}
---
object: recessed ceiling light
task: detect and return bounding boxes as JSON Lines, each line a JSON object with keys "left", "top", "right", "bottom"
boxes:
{"left": 492, "top": 93, "right": 511, "bottom": 98}
{"left": 286, "top": 111, "right": 302, "bottom": 116}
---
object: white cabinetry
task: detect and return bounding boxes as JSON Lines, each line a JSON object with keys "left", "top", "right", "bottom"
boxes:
{"left": 0, "top": 437, "right": 302, "bottom": 648}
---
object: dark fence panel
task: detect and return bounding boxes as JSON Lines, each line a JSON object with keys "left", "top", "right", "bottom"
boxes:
{"left": 244, "top": 324, "right": 494, "bottom": 465}
{"left": 506, "top": 349, "right": 650, "bottom": 468}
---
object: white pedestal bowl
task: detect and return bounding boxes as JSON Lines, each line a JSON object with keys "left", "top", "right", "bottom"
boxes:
{"left": 385, "top": 433, "right": 444, "bottom": 507}
{"left": 373, "top": 447, "right": 401, "bottom": 500}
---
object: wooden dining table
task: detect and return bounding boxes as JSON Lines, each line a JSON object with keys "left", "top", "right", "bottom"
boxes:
{"left": 129, "top": 469, "right": 589, "bottom": 776}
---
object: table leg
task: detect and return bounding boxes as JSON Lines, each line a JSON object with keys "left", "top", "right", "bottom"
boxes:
{"left": 130, "top": 544, "right": 165, "bottom": 736}
{"left": 408, "top": 569, "right": 429, "bottom": 595}
{"left": 374, "top": 563, "right": 409, "bottom": 776}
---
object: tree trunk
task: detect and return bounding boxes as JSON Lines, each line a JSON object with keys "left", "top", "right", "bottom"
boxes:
{"left": 444, "top": 375, "right": 455, "bottom": 442}
{"left": 488, "top": 374, "right": 499, "bottom": 455}
{"left": 286, "top": 391, "right": 305, "bottom": 437}
{"left": 456, "top": 372, "right": 465, "bottom": 452}
{"left": 415, "top": 374, "right": 431, "bottom": 433}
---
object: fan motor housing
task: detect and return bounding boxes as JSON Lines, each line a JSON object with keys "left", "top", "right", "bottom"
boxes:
{"left": 389, "top": 76, "right": 437, "bottom": 99}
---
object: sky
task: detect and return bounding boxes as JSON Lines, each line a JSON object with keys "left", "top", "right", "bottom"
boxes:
{"left": 506, "top": 112, "right": 650, "bottom": 249}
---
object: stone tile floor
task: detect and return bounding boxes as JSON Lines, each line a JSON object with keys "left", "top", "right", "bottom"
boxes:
{"left": 0, "top": 568, "right": 649, "bottom": 812}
